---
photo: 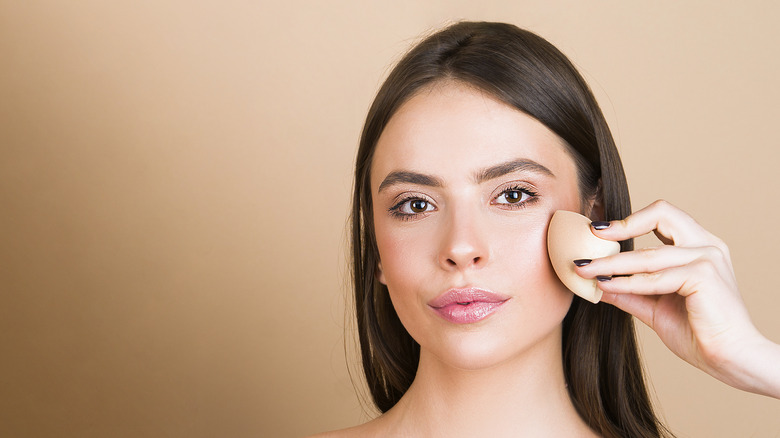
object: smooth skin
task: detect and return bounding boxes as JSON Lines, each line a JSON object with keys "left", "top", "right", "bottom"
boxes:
{"left": 316, "top": 82, "right": 600, "bottom": 437}
{"left": 368, "top": 81, "right": 597, "bottom": 437}
{"left": 576, "top": 200, "right": 780, "bottom": 399}
{"left": 310, "top": 82, "right": 780, "bottom": 438}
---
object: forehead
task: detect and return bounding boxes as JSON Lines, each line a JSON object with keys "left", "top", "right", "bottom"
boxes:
{"left": 371, "top": 82, "right": 578, "bottom": 189}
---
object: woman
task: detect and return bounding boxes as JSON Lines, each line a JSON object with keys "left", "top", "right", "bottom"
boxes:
{"left": 313, "top": 21, "right": 780, "bottom": 437}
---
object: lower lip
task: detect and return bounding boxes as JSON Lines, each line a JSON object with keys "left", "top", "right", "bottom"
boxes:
{"left": 430, "top": 301, "right": 508, "bottom": 324}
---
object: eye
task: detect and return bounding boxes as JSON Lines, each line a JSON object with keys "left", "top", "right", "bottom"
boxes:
{"left": 407, "top": 199, "right": 430, "bottom": 213}
{"left": 398, "top": 198, "right": 434, "bottom": 214}
{"left": 495, "top": 188, "right": 531, "bottom": 204}
{"left": 389, "top": 195, "right": 437, "bottom": 220}
{"left": 491, "top": 184, "right": 539, "bottom": 209}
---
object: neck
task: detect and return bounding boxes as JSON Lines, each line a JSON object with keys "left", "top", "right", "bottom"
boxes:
{"left": 377, "top": 327, "right": 596, "bottom": 437}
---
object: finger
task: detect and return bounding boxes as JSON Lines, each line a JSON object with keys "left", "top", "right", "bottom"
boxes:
{"left": 575, "top": 244, "right": 731, "bottom": 278}
{"left": 591, "top": 199, "right": 723, "bottom": 248}
{"left": 599, "top": 260, "right": 733, "bottom": 297}
{"left": 600, "top": 292, "right": 659, "bottom": 329}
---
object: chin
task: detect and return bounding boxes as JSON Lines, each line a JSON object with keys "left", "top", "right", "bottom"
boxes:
{"left": 424, "top": 321, "right": 566, "bottom": 372}
{"left": 437, "top": 335, "right": 513, "bottom": 370}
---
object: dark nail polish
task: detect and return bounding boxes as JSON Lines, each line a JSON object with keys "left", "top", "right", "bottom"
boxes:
{"left": 573, "top": 259, "right": 592, "bottom": 267}
{"left": 596, "top": 275, "right": 612, "bottom": 282}
{"left": 591, "top": 221, "right": 611, "bottom": 230}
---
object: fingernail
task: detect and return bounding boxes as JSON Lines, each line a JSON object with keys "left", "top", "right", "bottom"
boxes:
{"left": 596, "top": 275, "right": 612, "bottom": 282}
{"left": 591, "top": 221, "right": 611, "bottom": 230}
{"left": 573, "top": 259, "right": 592, "bottom": 267}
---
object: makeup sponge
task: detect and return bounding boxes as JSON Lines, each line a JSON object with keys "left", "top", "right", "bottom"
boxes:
{"left": 547, "top": 210, "right": 620, "bottom": 303}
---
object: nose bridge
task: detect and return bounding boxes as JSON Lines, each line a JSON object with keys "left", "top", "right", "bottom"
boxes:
{"left": 438, "top": 198, "right": 489, "bottom": 270}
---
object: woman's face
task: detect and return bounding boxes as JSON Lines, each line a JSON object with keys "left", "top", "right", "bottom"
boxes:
{"left": 370, "top": 82, "right": 587, "bottom": 370}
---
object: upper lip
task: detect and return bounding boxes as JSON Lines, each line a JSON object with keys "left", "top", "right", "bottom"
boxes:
{"left": 428, "top": 287, "right": 511, "bottom": 308}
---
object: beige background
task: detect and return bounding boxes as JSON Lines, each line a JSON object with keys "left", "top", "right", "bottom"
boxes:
{"left": 1, "top": 1, "right": 779, "bottom": 437}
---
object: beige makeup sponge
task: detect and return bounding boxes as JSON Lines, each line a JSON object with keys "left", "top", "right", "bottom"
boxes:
{"left": 547, "top": 210, "right": 620, "bottom": 303}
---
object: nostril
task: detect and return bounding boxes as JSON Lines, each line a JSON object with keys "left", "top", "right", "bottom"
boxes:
{"left": 446, "top": 257, "right": 482, "bottom": 267}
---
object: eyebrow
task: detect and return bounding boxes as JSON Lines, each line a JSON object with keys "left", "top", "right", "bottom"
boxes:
{"left": 474, "top": 159, "right": 555, "bottom": 183}
{"left": 378, "top": 171, "right": 443, "bottom": 192}
{"left": 377, "top": 158, "right": 554, "bottom": 193}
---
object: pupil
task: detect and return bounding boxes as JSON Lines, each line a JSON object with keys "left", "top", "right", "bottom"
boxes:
{"left": 507, "top": 191, "right": 521, "bottom": 202}
{"left": 411, "top": 200, "right": 427, "bottom": 212}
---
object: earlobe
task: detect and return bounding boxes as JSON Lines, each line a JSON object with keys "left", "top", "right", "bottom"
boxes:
{"left": 587, "top": 199, "right": 605, "bottom": 222}
{"left": 585, "top": 179, "right": 605, "bottom": 222}
{"left": 376, "top": 261, "right": 387, "bottom": 285}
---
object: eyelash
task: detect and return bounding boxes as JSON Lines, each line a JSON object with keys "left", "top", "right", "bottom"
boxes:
{"left": 389, "top": 194, "right": 435, "bottom": 221}
{"left": 387, "top": 184, "right": 539, "bottom": 221}
{"left": 492, "top": 184, "right": 539, "bottom": 210}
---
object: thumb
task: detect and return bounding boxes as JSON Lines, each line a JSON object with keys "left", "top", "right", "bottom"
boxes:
{"left": 600, "top": 292, "right": 657, "bottom": 329}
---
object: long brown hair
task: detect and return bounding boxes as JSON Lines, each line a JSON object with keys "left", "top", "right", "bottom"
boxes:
{"left": 351, "top": 21, "right": 671, "bottom": 437}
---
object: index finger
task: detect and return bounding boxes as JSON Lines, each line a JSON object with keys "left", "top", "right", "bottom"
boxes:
{"left": 591, "top": 199, "right": 720, "bottom": 248}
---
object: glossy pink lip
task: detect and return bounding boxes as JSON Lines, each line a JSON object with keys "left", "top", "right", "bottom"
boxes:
{"left": 428, "top": 288, "right": 510, "bottom": 324}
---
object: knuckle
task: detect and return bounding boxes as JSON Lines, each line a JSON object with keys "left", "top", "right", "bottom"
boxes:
{"left": 636, "top": 271, "right": 665, "bottom": 294}
{"left": 642, "top": 270, "right": 663, "bottom": 283}
{"left": 712, "top": 238, "right": 731, "bottom": 258}
{"left": 651, "top": 199, "right": 667, "bottom": 207}
{"left": 637, "top": 246, "right": 660, "bottom": 267}
{"left": 651, "top": 199, "right": 675, "bottom": 212}
{"left": 703, "top": 243, "right": 729, "bottom": 264}
{"left": 691, "top": 258, "right": 717, "bottom": 277}
{"left": 702, "top": 245, "right": 721, "bottom": 258}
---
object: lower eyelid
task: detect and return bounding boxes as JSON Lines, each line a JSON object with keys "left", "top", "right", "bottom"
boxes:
{"left": 493, "top": 197, "right": 538, "bottom": 210}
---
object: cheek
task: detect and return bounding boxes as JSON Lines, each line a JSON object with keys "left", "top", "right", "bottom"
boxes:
{"left": 497, "top": 216, "right": 567, "bottom": 290}
{"left": 374, "top": 218, "right": 432, "bottom": 287}
{"left": 490, "top": 212, "right": 575, "bottom": 327}
{"left": 373, "top": 219, "right": 438, "bottom": 335}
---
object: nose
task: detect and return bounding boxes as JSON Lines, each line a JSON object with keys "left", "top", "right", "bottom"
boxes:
{"left": 438, "top": 206, "right": 490, "bottom": 271}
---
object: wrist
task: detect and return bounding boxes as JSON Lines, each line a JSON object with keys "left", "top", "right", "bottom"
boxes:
{"left": 720, "top": 333, "right": 780, "bottom": 399}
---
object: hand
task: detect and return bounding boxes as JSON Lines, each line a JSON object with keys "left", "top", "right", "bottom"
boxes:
{"left": 574, "top": 199, "right": 780, "bottom": 398}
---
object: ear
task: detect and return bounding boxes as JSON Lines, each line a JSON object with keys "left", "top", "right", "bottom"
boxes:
{"left": 376, "top": 260, "right": 387, "bottom": 285}
{"left": 584, "top": 179, "right": 605, "bottom": 222}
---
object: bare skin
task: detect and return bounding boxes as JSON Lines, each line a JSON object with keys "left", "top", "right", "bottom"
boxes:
{"left": 310, "top": 83, "right": 780, "bottom": 438}
{"left": 579, "top": 200, "right": 780, "bottom": 399}
{"left": 312, "top": 82, "right": 600, "bottom": 437}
